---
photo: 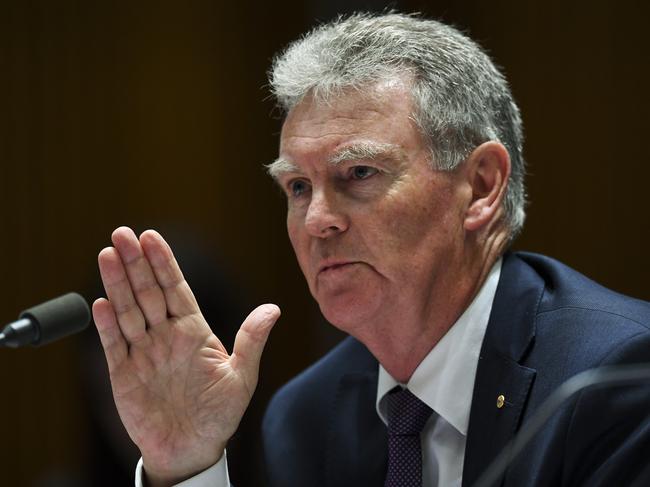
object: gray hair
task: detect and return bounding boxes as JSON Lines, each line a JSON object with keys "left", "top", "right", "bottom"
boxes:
{"left": 269, "top": 12, "right": 527, "bottom": 238}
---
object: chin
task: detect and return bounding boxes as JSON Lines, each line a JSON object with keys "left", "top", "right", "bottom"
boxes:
{"left": 318, "top": 294, "right": 381, "bottom": 334}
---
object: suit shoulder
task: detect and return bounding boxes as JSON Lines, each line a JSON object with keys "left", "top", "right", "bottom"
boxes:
{"left": 264, "top": 336, "right": 376, "bottom": 426}
{"left": 261, "top": 337, "right": 377, "bottom": 484}
{"left": 506, "top": 252, "right": 650, "bottom": 371}
{"left": 515, "top": 251, "right": 650, "bottom": 330}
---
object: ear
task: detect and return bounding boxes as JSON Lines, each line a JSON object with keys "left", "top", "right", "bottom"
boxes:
{"left": 463, "top": 141, "right": 511, "bottom": 232}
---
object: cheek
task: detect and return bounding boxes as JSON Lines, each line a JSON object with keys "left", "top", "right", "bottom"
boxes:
{"left": 376, "top": 187, "right": 462, "bottom": 265}
{"left": 286, "top": 217, "right": 300, "bottom": 251}
{"left": 381, "top": 195, "right": 442, "bottom": 249}
{"left": 287, "top": 215, "right": 309, "bottom": 267}
{"left": 388, "top": 204, "right": 432, "bottom": 245}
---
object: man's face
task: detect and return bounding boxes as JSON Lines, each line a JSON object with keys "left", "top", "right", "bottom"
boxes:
{"left": 273, "top": 79, "right": 468, "bottom": 336}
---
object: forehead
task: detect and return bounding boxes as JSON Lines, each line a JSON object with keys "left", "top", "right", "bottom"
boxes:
{"left": 278, "top": 79, "right": 426, "bottom": 164}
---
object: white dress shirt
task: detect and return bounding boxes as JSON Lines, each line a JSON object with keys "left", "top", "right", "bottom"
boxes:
{"left": 135, "top": 259, "right": 502, "bottom": 487}
{"left": 135, "top": 453, "right": 229, "bottom": 487}
{"left": 377, "top": 259, "right": 502, "bottom": 486}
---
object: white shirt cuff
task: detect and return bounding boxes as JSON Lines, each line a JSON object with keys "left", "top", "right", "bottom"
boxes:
{"left": 135, "top": 452, "right": 230, "bottom": 487}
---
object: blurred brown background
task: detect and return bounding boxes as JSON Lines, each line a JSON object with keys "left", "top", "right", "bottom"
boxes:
{"left": 1, "top": 0, "right": 648, "bottom": 485}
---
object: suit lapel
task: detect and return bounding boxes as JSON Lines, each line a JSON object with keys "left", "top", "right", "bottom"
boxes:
{"left": 321, "top": 254, "right": 545, "bottom": 487}
{"left": 325, "top": 370, "right": 388, "bottom": 487}
{"left": 462, "top": 253, "right": 544, "bottom": 487}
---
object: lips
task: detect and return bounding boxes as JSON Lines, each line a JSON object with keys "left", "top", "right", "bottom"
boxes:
{"left": 318, "top": 261, "right": 357, "bottom": 274}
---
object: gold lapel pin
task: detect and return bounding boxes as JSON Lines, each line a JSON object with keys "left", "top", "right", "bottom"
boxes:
{"left": 496, "top": 394, "right": 506, "bottom": 409}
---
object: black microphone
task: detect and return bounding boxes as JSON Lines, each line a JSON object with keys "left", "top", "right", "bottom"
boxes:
{"left": 0, "top": 292, "right": 91, "bottom": 348}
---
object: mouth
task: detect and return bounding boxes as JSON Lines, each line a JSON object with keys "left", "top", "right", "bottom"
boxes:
{"left": 318, "top": 261, "right": 358, "bottom": 275}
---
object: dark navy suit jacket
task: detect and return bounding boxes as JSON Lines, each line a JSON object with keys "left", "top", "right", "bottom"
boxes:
{"left": 262, "top": 252, "right": 650, "bottom": 486}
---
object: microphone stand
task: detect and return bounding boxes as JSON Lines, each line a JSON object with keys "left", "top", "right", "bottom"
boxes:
{"left": 472, "top": 364, "right": 650, "bottom": 487}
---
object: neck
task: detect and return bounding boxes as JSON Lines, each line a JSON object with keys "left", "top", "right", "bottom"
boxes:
{"left": 362, "top": 229, "right": 509, "bottom": 383}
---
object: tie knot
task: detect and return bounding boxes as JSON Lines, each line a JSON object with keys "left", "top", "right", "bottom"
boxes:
{"left": 386, "top": 387, "right": 433, "bottom": 436}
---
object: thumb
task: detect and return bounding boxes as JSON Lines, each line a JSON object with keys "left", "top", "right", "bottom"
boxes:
{"left": 232, "top": 303, "right": 281, "bottom": 388}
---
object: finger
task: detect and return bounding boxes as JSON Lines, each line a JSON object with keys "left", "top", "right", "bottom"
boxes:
{"left": 232, "top": 304, "right": 281, "bottom": 389}
{"left": 111, "top": 226, "right": 167, "bottom": 326}
{"left": 98, "top": 246, "right": 148, "bottom": 343}
{"left": 139, "top": 229, "right": 201, "bottom": 317}
{"left": 92, "top": 297, "right": 128, "bottom": 373}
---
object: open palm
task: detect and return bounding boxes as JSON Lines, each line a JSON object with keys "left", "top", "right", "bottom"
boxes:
{"left": 92, "top": 227, "right": 280, "bottom": 485}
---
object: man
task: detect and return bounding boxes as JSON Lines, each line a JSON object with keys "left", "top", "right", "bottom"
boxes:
{"left": 93, "top": 13, "right": 650, "bottom": 487}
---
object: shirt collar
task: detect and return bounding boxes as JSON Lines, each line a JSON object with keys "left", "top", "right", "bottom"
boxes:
{"left": 376, "top": 258, "right": 502, "bottom": 436}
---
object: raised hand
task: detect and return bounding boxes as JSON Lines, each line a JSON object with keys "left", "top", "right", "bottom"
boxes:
{"left": 92, "top": 227, "right": 280, "bottom": 486}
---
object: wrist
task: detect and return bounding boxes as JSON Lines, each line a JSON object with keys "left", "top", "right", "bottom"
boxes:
{"left": 142, "top": 447, "right": 226, "bottom": 487}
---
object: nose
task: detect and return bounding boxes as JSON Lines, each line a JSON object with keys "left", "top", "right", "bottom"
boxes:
{"left": 304, "top": 188, "right": 349, "bottom": 238}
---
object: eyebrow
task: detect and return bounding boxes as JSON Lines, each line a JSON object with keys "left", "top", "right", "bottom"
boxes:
{"left": 328, "top": 141, "right": 403, "bottom": 165}
{"left": 265, "top": 158, "right": 299, "bottom": 180}
{"left": 266, "top": 141, "right": 404, "bottom": 180}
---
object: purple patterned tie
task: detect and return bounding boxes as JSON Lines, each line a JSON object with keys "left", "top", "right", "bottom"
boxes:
{"left": 384, "top": 387, "right": 433, "bottom": 487}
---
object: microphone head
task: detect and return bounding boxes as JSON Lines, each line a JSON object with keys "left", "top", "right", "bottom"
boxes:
{"left": 19, "top": 292, "right": 91, "bottom": 346}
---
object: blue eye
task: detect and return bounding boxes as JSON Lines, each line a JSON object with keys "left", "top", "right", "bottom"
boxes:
{"left": 351, "top": 166, "right": 378, "bottom": 180}
{"left": 289, "top": 179, "right": 310, "bottom": 197}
